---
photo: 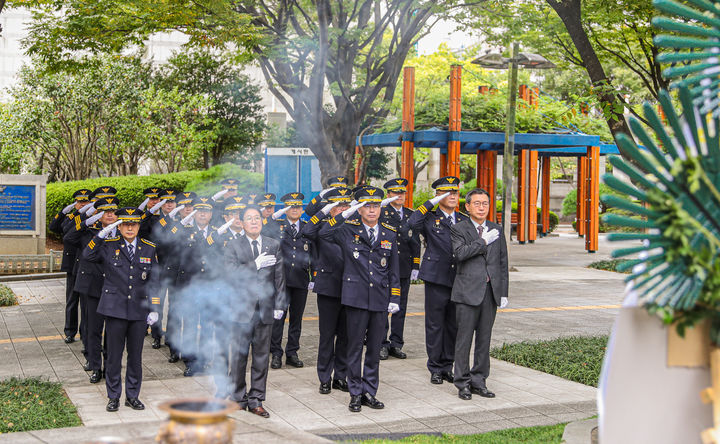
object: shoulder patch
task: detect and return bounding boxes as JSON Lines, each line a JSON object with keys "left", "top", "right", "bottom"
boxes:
{"left": 141, "top": 238, "right": 156, "bottom": 247}
{"left": 345, "top": 219, "right": 361, "bottom": 225}
{"left": 105, "top": 236, "right": 120, "bottom": 242}
{"left": 381, "top": 222, "right": 397, "bottom": 232}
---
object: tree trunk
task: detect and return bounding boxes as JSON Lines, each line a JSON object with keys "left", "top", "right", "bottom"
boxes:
{"left": 547, "top": 0, "right": 633, "bottom": 142}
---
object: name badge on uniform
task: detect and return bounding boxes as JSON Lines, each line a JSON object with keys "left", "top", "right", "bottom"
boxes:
{"left": 380, "top": 257, "right": 387, "bottom": 267}
{"left": 115, "top": 249, "right": 120, "bottom": 257}
{"left": 303, "top": 243, "right": 309, "bottom": 251}
{"left": 353, "top": 235, "right": 360, "bottom": 244}
{"left": 381, "top": 240, "right": 392, "bottom": 250}
{"left": 435, "top": 219, "right": 441, "bottom": 227}
{"left": 141, "top": 271, "right": 147, "bottom": 280}
{"left": 408, "top": 229, "right": 413, "bottom": 237}
{"left": 140, "top": 257, "right": 151, "bottom": 264}
{"left": 353, "top": 251, "right": 360, "bottom": 259}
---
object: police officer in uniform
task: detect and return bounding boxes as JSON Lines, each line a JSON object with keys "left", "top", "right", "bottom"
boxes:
{"left": 268, "top": 193, "right": 312, "bottom": 369}
{"left": 258, "top": 193, "right": 276, "bottom": 221}
{"left": 50, "top": 188, "right": 92, "bottom": 344}
{"left": 302, "top": 187, "right": 352, "bottom": 394}
{"left": 211, "top": 178, "right": 240, "bottom": 226}
{"left": 138, "top": 187, "right": 165, "bottom": 239}
{"left": 379, "top": 178, "right": 421, "bottom": 360}
{"left": 305, "top": 176, "right": 349, "bottom": 217}
{"left": 319, "top": 187, "right": 401, "bottom": 412}
{"left": 82, "top": 207, "right": 161, "bottom": 412}
{"left": 408, "top": 176, "right": 468, "bottom": 385}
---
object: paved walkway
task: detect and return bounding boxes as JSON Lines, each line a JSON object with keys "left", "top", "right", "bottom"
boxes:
{"left": 0, "top": 234, "right": 633, "bottom": 442}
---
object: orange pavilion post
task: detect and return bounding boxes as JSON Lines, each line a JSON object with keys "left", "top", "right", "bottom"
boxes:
{"left": 528, "top": 150, "right": 539, "bottom": 243}
{"left": 401, "top": 66, "right": 416, "bottom": 206}
{"left": 447, "top": 65, "right": 462, "bottom": 178}
{"left": 576, "top": 156, "right": 587, "bottom": 237}
{"left": 585, "top": 146, "right": 600, "bottom": 253}
{"left": 517, "top": 149, "right": 527, "bottom": 244}
{"left": 540, "top": 156, "right": 551, "bottom": 236}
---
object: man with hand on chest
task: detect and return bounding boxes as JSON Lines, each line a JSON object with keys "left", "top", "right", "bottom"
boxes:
{"left": 451, "top": 188, "right": 508, "bottom": 400}
{"left": 82, "top": 207, "right": 161, "bottom": 413}
{"left": 319, "top": 187, "right": 401, "bottom": 413}
{"left": 267, "top": 193, "right": 312, "bottom": 369}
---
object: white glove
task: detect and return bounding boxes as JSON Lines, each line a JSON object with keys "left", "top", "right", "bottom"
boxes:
{"left": 321, "top": 201, "right": 340, "bottom": 215}
{"left": 429, "top": 192, "right": 451, "bottom": 207}
{"left": 410, "top": 269, "right": 419, "bottom": 281}
{"left": 217, "top": 218, "right": 234, "bottom": 235}
{"left": 98, "top": 220, "right": 122, "bottom": 239}
{"left": 272, "top": 206, "right": 291, "bottom": 220}
{"left": 169, "top": 205, "right": 185, "bottom": 218}
{"left": 273, "top": 310, "right": 284, "bottom": 320}
{"left": 138, "top": 197, "right": 150, "bottom": 211}
{"left": 500, "top": 297, "right": 508, "bottom": 309}
{"left": 62, "top": 202, "right": 76, "bottom": 214}
{"left": 212, "top": 189, "right": 229, "bottom": 201}
{"left": 481, "top": 228, "right": 499, "bottom": 245}
{"left": 149, "top": 200, "right": 164, "bottom": 215}
{"left": 349, "top": 199, "right": 358, "bottom": 206}
{"left": 181, "top": 210, "right": 197, "bottom": 226}
{"left": 254, "top": 252, "right": 277, "bottom": 270}
{"left": 85, "top": 211, "right": 104, "bottom": 227}
{"left": 86, "top": 206, "right": 97, "bottom": 216}
{"left": 318, "top": 187, "right": 334, "bottom": 198}
{"left": 147, "top": 312, "right": 159, "bottom": 325}
{"left": 388, "top": 303, "right": 400, "bottom": 314}
{"left": 308, "top": 281, "right": 315, "bottom": 291}
{"left": 341, "top": 201, "right": 366, "bottom": 219}
{"left": 381, "top": 196, "right": 401, "bottom": 207}
{"left": 79, "top": 202, "right": 94, "bottom": 214}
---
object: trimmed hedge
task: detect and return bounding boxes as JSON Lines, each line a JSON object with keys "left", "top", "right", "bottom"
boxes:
{"left": 46, "top": 163, "right": 263, "bottom": 237}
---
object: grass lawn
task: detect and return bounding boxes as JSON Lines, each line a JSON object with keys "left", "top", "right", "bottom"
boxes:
{"left": 358, "top": 423, "right": 565, "bottom": 443}
{"left": 490, "top": 335, "right": 608, "bottom": 387}
{"left": 0, "top": 377, "right": 81, "bottom": 433}
{"left": 587, "top": 259, "right": 631, "bottom": 274}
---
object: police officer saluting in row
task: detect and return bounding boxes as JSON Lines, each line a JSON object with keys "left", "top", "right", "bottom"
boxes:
{"left": 319, "top": 187, "right": 401, "bottom": 413}
{"left": 379, "top": 178, "right": 421, "bottom": 360}
{"left": 304, "top": 176, "right": 349, "bottom": 217}
{"left": 302, "top": 187, "right": 352, "bottom": 394}
{"left": 408, "top": 176, "right": 468, "bottom": 385}
{"left": 83, "top": 207, "right": 161, "bottom": 412}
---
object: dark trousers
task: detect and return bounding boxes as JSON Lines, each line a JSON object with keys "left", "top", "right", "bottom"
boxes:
{"left": 229, "top": 314, "right": 272, "bottom": 409}
{"left": 83, "top": 295, "right": 106, "bottom": 371}
{"left": 180, "top": 296, "right": 208, "bottom": 369}
{"left": 345, "top": 306, "right": 385, "bottom": 397}
{"left": 79, "top": 293, "right": 89, "bottom": 357}
{"left": 316, "top": 294, "right": 347, "bottom": 383}
{"left": 64, "top": 272, "right": 80, "bottom": 337}
{"left": 165, "top": 292, "right": 180, "bottom": 353}
{"left": 150, "top": 287, "right": 167, "bottom": 340}
{"left": 152, "top": 266, "right": 176, "bottom": 340}
{"left": 270, "top": 286, "right": 308, "bottom": 358}
{"left": 383, "top": 277, "right": 410, "bottom": 349}
{"left": 104, "top": 317, "right": 146, "bottom": 399}
{"left": 453, "top": 287, "right": 498, "bottom": 391}
{"left": 424, "top": 281, "right": 457, "bottom": 374}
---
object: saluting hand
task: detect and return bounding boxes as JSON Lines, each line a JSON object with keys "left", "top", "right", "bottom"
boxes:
{"left": 381, "top": 195, "right": 401, "bottom": 207}
{"left": 169, "top": 205, "right": 185, "bottom": 218}
{"left": 429, "top": 192, "right": 451, "bottom": 207}
{"left": 138, "top": 197, "right": 150, "bottom": 211}
{"left": 320, "top": 201, "right": 340, "bottom": 215}
{"left": 341, "top": 201, "right": 366, "bottom": 219}
{"left": 318, "top": 187, "right": 334, "bottom": 198}
{"left": 79, "top": 202, "right": 94, "bottom": 214}
{"left": 272, "top": 205, "right": 291, "bottom": 220}
{"left": 149, "top": 200, "right": 164, "bottom": 215}
{"left": 217, "top": 218, "right": 234, "bottom": 235}
{"left": 98, "top": 220, "right": 122, "bottom": 239}
{"left": 181, "top": 210, "right": 197, "bottom": 226}
{"left": 85, "top": 211, "right": 104, "bottom": 227}
{"left": 212, "top": 189, "right": 229, "bottom": 201}
{"left": 62, "top": 202, "right": 76, "bottom": 214}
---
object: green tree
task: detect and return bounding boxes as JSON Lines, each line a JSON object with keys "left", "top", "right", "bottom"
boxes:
{"left": 156, "top": 49, "right": 267, "bottom": 169}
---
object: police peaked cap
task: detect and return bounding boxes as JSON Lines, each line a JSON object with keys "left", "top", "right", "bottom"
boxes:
{"left": 177, "top": 191, "right": 197, "bottom": 206}
{"left": 94, "top": 197, "right": 120, "bottom": 211}
{"left": 432, "top": 176, "right": 461, "bottom": 191}
{"left": 281, "top": 192, "right": 305, "bottom": 207}
{"left": 160, "top": 189, "right": 179, "bottom": 200}
{"left": 325, "top": 176, "right": 349, "bottom": 188}
{"left": 191, "top": 196, "right": 213, "bottom": 210}
{"left": 355, "top": 186, "right": 384, "bottom": 203}
{"left": 384, "top": 178, "right": 408, "bottom": 192}
{"left": 142, "top": 187, "right": 162, "bottom": 198}
{"left": 72, "top": 189, "right": 92, "bottom": 201}
{"left": 224, "top": 196, "right": 247, "bottom": 212}
{"left": 326, "top": 187, "right": 353, "bottom": 203}
{"left": 220, "top": 178, "right": 240, "bottom": 190}
{"left": 256, "top": 193, "right": 276, "bottom": 207}
{"left": 91, "top": 186, "right": 117, "bottom": 199}
{"left": 116, "top": 207, "right": 143, "bottom": 222}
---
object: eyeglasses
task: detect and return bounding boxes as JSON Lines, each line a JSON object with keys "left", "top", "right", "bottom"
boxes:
{"left": 468, "top": 201, "right": 490, "bottom": 207}
{"left": 243, "top": 216, "right": 262, "bottom": 222}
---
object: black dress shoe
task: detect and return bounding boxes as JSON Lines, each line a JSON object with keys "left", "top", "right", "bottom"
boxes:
{"left": 361, "top": 393, "right": 385, "bottom": 409}
{"left": 64, "top": 336, "right": 75, "bottom": 344}
{"left": 125, "top": 397, "right": 145, "bottom": 410}
{"left": 168, "top": 353, "right": 179, "bottom": 363}
{"left": 89, "top": 370, "right": 103, "bottom": 384}
{"left": 151, "top": 338, "right": 162, "bottom": 349}
{"left": 183, "top": 366, "right": 195, "bottom": 377}
{"left": 319, "top": 382, "right": 332, "bottom": 394}
{"left": 458, "top": 387, "right": 472, "bottom": 400}
{"left": 348, "top": 395, "right": 362, "bottom": 412}
{"left": 106, "top": 398, "right": 119, "bottom": 412}
{"left": 430, "top": 372, "right": 443, "bottom": 384}
{"left": 286, "top": 355, "right": 304, "bottom": 368}
{"left": 83, "top": 361, "right": 91, "bottom": 371}
{"left": 471, "top": 386, "right": 496, "bottom": 398}
{"left": 249, "top": 406, "right": 270, "bottom": 418}
{"left": 388, "top": 347, "right": 407, "bottom": 359}
{"left": 379, "top": 346, "right": 389, "bottom": 360}
{"left": 270, "top": 355, "right": 282, "bottom": 369}
{"left": 441, "top": 371, "right": 454, "bottom": 383}
{"left": 332, "top": 379, "right": 349, "bottom": 392}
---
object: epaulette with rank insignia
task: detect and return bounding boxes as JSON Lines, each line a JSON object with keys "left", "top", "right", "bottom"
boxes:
{"left": 345, "top": 219, "right": 361, "bottom": 226}
{"left": 141, "top": 238, "right": 156, "bottom": 247}
{"left": 183, "top": 224, "right": 194, "bottom": 228}
{"left": 105, "top": 236, "right": 121, "bottom": 242}
{"left": 159, "top": 218, "right": 167, "bottom": 227}
{"left": 381, "top": 222, "right": 397, "bottom": 232}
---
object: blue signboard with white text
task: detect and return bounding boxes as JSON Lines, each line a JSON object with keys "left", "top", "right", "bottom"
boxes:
{"left": 264, "top": 147, "right": 322, "bottom": 204}
{"left": 0, "top": 185, "right": 36, "bottom": 230}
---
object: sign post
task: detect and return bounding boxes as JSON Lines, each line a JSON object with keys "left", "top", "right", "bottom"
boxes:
{"left": 0, "top": 174, "right": 46, "bottom": 254}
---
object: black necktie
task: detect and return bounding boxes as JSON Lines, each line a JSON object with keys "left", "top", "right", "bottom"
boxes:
{"left": 290, "top": 223, "right": 297, "bottom": 238}
{"left": 252, "top": 240, "right": 259, "bottom": 259}
{"left": 369, "top": 227, "right": 376, "bottom": 245}
{"left": 447, "top": 215, "right": 454, "bottom": 225}
{"left": 477, "top": 225, "right": 483, "bottom": 238}
{"left": 127, "top": 243, "right": 134, "bottom": 261}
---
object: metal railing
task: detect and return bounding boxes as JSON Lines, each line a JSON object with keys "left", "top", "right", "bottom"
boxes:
{"left": 0, "top": 250, "right": 63, "bottom": 275}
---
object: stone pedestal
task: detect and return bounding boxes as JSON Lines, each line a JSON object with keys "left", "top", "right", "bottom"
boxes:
{"left": 0, "top": 174, "right": 46, "bottom": 254}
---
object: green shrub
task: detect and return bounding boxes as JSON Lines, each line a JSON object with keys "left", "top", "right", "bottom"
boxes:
{"left": 0, "top": 377, "right": 81, "bottom": 433}
{"left": 46, "top": 164, "right": 263, "bottom": 237}
{"left": 562, "top": 183, "right": 623, "bottom": 217}
{"left": 0, "top": 285, "right": 18, "bottom": 307}
{"left": 588, "top": 259, "right": 632, "bottom": 273}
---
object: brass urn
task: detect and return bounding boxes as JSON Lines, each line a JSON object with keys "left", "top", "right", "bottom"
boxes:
{"left": 156, "top": 398, "right": 238, "bottom": 444}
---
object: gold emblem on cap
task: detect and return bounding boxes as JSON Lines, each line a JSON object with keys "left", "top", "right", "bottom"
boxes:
{"left": 106, "top": 198, "right": 113, "bottom": 203}
{"left": 126, "top": 209, "right": 136, "bottom": 215}
{"left": 291, "top": 193, "right": 299, "bottom": 199}
{"left": 102, "top": 187, "right": 110, "bottom": 192}
{"left": 367, "top": 189, "right": 376, "bottom": 195}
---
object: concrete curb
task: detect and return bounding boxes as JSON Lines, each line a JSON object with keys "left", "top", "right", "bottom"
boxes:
{"left": 0, "top": 272, "right": 65, "bottom": 282}
{"left": 562, "top": 417, "right": 597, "bottom": 444}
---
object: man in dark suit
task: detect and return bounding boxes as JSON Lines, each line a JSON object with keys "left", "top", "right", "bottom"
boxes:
{"left": 268, "top": 193, "right": 312, "bottom": 369}
{"left": 408, "top": 176, "right": 468, "bottom": 385}
{"left": 224, "top": 205, "right": 286, "bottom": 418}
{"left": 319, "top": 187, "right": 401, "bottom": 413}
{"left": 83, "top": 207, "right": 161, "bottom": 412}
{"left": 302, "top": 187, "right": 352, "bottom": 395}
{"left": 379, "top": 178, "right": 421, "bottom": 360}
{"left": 450, "top": 188, "right": 508, "bottom": 400}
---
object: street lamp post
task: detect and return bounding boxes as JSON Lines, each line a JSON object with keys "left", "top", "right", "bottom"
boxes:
{"left": 472, "top": 46, "right": 555, "bottom": 253}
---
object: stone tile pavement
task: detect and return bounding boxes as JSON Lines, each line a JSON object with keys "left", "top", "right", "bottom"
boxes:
{"left": 0, "top": 235, "right": 632, "bottom": 442}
